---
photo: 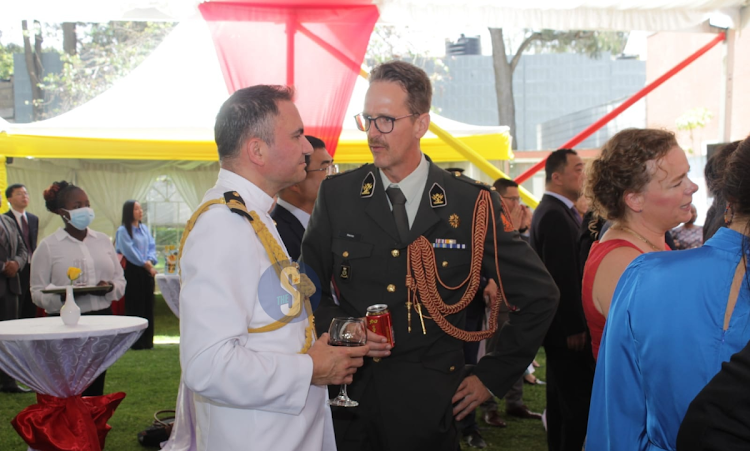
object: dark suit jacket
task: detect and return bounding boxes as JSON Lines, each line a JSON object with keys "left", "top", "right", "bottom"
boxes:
{"left": 677, "top": 339, "right": 750, "bottom": 451}
{"left": 301, "top": 161, "right": 558, "bottom": 450}
{"left": 530, "top": 194, "right": 587, "bottom": 348}
{"left": 5, "top": 210, "right": 39, "bottom": 254}
{"left": 271, "top": 203, "right": 305, "bottom": 262}
{"left": 0, "top": 214, "right": 28, "bottom": 302}
{"left": 5, "top": 211, "right": 38, "bottom": 298}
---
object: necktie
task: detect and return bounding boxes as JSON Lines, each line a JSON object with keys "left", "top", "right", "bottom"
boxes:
{"left": 21, "top": 215, "right": 31, "bottom": 256}
{"left": 386, "top": 186, "right": 409, "bottom": 243}
{"left": 570, "top": 206, "right": 582, "bottom": 226}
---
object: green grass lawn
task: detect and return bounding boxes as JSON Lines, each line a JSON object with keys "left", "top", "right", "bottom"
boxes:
{"left": 0, "top": 296, "right": 181, "bottom": 451}
{"left": 460, "top": 350, "right": 548, "bottom": 451}
{"left": 0, "top": 296, "right": 548, "bottom": 450}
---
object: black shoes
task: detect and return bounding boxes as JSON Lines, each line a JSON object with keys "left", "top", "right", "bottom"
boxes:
{"left": 464, "top": 430, "right": 487, "bottom": 449}
{"left": 506, "top": 404, "right": 543, "bottom": 420}
{"left": 482, "top": 410, "right": 507, "bottom": 428}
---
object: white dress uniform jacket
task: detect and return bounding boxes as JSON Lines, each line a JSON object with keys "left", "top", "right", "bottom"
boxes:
{"left": 179, "top": 169, "right": 335, "bottom": 451}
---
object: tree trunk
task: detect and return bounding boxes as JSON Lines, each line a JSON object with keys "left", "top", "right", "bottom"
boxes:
{"left": 21, "top": 20, "right": 44, "bottom": 121}
{"left": 489, "top": 28, "right": 517, "bottom": 149}
{"left": 62, "top": 22, "right": 77, "bottom": 56}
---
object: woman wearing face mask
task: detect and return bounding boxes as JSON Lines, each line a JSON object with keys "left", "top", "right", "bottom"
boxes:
{"left": 115, "top": 200, "right": 157, "bottom": 350}
{"left": 30, "top": 181, "right": 126, "bottom": 396}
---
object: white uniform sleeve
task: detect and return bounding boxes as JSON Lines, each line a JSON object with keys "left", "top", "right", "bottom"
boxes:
{"left": 179, "top": 206, "right": 314, "bottom": 415}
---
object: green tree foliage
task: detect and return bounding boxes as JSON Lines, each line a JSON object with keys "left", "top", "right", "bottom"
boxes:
{"left": 527, "top": 30, "right": 629, "bottom": 57}
{"left": 490, "top": 28, "right": 629, "bottom": 148}
{"left": 0, "top": 41, "right": 22, "bottom": 80}
{"left": 365, "top": 25, "right": 449, "bottom": 114}
{"left": 38, "top": 21, "right": 176, "bottom": 119}
{"left": 676, "top": 107, "right": 713, "bottom": 154}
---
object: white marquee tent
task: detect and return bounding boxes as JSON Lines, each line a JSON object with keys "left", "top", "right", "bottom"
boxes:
{"left": 1, "top": 0, "right": 747, "bottom": 240}
{"left": 2, "top": 0, "right": 749, "bottom": 32}
{"left": 0, "top": 17, "right": 512, "bottom": 239}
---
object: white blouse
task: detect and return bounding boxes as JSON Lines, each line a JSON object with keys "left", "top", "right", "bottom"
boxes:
{"left": 30, "top": 228, "right": 126, "bottom": 314}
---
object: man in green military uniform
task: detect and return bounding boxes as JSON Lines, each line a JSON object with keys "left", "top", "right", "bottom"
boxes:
{"left": 301, "top": 61, "right": 558, "bottom": 451}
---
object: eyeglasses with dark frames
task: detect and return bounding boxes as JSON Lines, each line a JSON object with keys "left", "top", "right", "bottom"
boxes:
{"left": 353, "top": 113, "right": 418, "bottom": 134}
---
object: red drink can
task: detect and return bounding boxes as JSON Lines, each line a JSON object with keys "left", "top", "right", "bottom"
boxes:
{"left": 366, "top": 304, "right": 395, "bottom": 348}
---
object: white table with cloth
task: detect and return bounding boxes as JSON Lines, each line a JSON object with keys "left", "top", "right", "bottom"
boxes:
{"left": 0, "top": 316, "right": 147, "bottom": 451}
{"left": 155, "top": 274, "right": 181, "bottom": 317}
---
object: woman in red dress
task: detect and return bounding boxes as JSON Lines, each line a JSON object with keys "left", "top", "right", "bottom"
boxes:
{"left": 582, "top": 129, "right": 698, "bottom": 360}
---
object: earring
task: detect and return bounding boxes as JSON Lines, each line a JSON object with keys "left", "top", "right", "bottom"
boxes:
{"left": 724, "top": 204, "right": 734, "bottom": 226}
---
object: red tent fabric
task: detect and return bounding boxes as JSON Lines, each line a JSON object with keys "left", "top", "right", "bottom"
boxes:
{"left": 199, "top": 1, "right": 379, "bottom": 155}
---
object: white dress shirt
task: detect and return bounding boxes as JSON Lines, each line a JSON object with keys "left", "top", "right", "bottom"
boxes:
{"left": 9, "top": 208, "right": 27, "bottom": 226}
{"left": 379, "top": 153, "right": 430, "bottom": 227}
{"left": 544, "top": 191, "right": 576, "bottom": 209}
{"left": 179, "top": 169, "right": 335, "bottom": 451}
{"left": 276, "top": 198, "right": 311, "bottom": 229}
{"left": 30, "top": 228, "right": 126, "bottom": 314}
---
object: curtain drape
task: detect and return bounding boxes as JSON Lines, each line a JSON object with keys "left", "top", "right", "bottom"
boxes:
{"left": 76, "top": 162, "right": 160, "bottom": 237}
{"left": 168, "top": 164, "right": 219, "bottom": 211}
{"left": 6, "top": 159, "right": 220, "bottom": 242}
{"left": 199, "top": 2, "right": 379, "bottom": 156}
{"left": 7, "top": 159, "right": 78, "bottom": 239}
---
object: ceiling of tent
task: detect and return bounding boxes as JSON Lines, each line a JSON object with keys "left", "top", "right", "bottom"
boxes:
{"left": 0, "top": 19, "right": 512, "bottom": 163}
{"left": 2, "top": 0, "right": 748, "bottom": 30}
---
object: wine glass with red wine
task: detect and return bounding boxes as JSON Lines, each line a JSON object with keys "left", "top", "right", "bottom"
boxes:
{"left": 327, "top": 317, "right": 367, "bottom": 407}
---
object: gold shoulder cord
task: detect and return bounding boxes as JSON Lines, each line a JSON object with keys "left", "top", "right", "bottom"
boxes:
{"left": 405, "top": 189, "right": 515, "bottom": 342}
{"left": 179, "top": 198, "right": 316, "bottom": 354}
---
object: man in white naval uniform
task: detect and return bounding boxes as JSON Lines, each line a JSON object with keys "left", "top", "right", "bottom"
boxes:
{"left": 180, "top": 85, "right": 368, "bottom": 451}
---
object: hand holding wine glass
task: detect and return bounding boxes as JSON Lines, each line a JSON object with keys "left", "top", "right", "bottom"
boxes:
{"left": 328, "top": 317, "right": 367, "bottom": 407}
{"left": 308, "top": 322, "right": 368, "bottom": 388}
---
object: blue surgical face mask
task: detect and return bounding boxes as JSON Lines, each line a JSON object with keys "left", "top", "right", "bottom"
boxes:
{"left": 63, "top": 207, "right": 95, "bottom": 230}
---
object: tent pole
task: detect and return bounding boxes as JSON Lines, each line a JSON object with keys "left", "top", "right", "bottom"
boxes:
{"left": 286, "top": 15, "right": 296, "bottom": 87}
{"left": 719, "top": 29, "right": 735, "bottom": 143}
{"left": 297, "top": 24, "right": 364, "bottom": 74}
{"left": 0, "top": 157, "right": 7, "bottom": 214}
{"left": 514, "top": 32, "right": 727, "bottom": 185}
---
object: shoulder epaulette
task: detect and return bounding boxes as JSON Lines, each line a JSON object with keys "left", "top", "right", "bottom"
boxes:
{"left": 223, "top": 191, "right": 254, "bottom": 222}
{"left": 450, "top": 171, "right": 492, "bottom": 191}
{"left": 325, "top": 163, "right": 373, "bottom": 181}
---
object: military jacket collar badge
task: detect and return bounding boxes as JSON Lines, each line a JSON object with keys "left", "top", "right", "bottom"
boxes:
{"left": 361, "top": 171, "right": 376, "bottom": 198}
{"left": 429, "top": 183, "right": 447, "bottom": 208}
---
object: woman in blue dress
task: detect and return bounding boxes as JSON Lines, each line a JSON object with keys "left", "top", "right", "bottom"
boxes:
{"left": 587, "top": 133, "right": 750, "bottom": 451}
{"left": 116, "top": 200, "right": 158, "bottom": 349}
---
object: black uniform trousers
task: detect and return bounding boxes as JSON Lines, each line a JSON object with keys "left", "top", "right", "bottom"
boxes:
{"left": 544, "top": 342, "right": 595, "bottom": 451}
{"left": 330, "top": 353, "right": 463, "bottom": 451}
{"left": 124, "top": 260, "right": 155, "bottom": 350}
{"left": 18, "top": 265, "right": 37, "bottom": 319}
{"left": 0, "top": 291, "right": 19, "bottom": 388}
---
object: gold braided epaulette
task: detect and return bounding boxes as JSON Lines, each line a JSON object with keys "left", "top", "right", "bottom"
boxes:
{"left": 178, "top": 192, "right": 315, "bottom": 354}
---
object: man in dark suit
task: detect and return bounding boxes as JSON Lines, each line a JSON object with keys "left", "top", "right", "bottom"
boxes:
{"left": 271, "top": 135, "right": 334, "bottom": 261}
{"left": 5, "top": 184, "right": 39, "bottom": 319}
{"left": 529, "top": 148, "right": 595, "bottom": 451}
{"left": 0, "top": 209, "right": 29, "bottom": 393}
{"left": 479, "top": 178, "right": 543, "bottom": 426}
{"left": 301, "top": 60, "right": 558, "bottom": 451}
